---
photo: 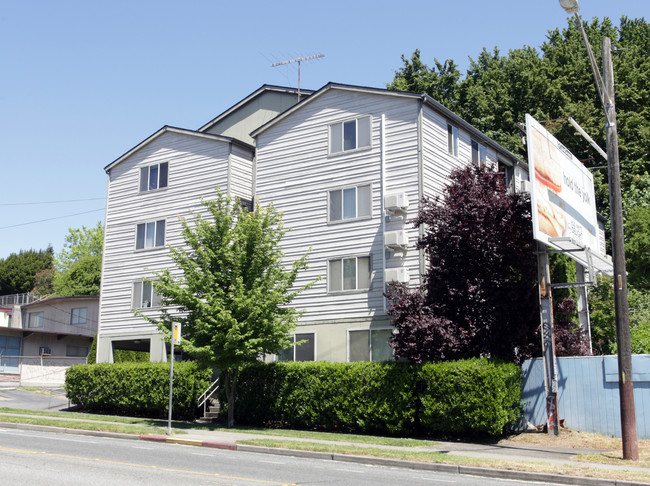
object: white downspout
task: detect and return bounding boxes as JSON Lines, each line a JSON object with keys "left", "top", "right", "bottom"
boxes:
{"left": 381, "top": 114, "right": 387, "bottom": 312}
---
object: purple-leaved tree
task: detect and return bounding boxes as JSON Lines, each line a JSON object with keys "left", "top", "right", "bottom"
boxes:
{"left": 387, "top": 164, "right": 591, "bottom": 364}
{"left": 387, "top": 164, "right": 540, "bottom": 364}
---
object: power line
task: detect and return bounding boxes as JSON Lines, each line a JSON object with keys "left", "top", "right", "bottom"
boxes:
{"left": 0, "top": 208, "right": 105, "bottom": 230}
{"left": 0, "top": 197, "right": 105, "bottom": 206}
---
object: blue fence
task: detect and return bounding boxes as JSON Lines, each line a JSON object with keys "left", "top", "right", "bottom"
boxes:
{"left": 521, "top": 355, "right": 650, "bottom": 439}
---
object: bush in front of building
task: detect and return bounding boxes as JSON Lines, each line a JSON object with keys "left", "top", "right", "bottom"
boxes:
{"left": 233, "top": 361, "right": 419, "bottom": 435}
{"left": 417, "top": 358, "right": 523, "bottom": 437}
{"left": 231, "top": 359, "right": 522, "bottom": 438}
{"left": 65, "top": 361, "right": 211, "bottom": 420}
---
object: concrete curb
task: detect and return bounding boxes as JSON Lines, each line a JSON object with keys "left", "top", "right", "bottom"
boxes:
{"left": 0, "top": 422, "right": 647, "bottom": 486}
{"left": 0, "top": 422, "right": 138, "bottom": 441}
{"left": 141, "top": 434, "right": 236, "bottom": 450}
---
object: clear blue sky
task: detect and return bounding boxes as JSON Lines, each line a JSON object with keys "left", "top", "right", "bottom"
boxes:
{"left": 1, "top": 0, "right": 647, "bottom": 260}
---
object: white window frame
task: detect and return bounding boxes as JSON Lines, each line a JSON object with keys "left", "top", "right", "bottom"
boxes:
{"left": 329, "top": 115, "right": 372, "bottom": 155}
{"left": 139, "top": 162, "right": 168, "bottom": 192}
{"left": 133, "top": 280, "right": 162, "bottom": 309}
{"left": 278, "top": 332, "right": 316, "bottom": 362}
{"left": 27, "top": 311, "right": 44, "bottom": 328}
{"left": 471, "top": 139, "right": 488, "bottom": 166}
{"left": 70, "top": 307, "right": 88, "bottom": 325}
{"left": 447, "top": 123, "right": 459, "bottom": 157}
{"left": 328, "top": 184, "right": 372, "bottom": 223}
{"left": 347, "top": 327, "right": 394, "bottom": 362}
{"left": 328, "top": 255, "right": 371, "bottom": 293}
{"left": 135, "top": 219, "right": 166, "bottom": 250}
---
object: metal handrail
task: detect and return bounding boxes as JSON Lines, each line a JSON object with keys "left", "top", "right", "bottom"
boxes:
{"left": 198, "top": 377, "right": 219, "bottom": 416}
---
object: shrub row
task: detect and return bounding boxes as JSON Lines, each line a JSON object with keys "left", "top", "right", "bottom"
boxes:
{"left": 65, "top": 362, "right": 211, "bottom": 420}
{"left": 231, "top": 359, "right": 522, "bottom": 438}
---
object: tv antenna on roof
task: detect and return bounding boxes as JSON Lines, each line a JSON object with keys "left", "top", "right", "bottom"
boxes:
{"left": 271, "top": 54, "right": 324, "bottom": 100}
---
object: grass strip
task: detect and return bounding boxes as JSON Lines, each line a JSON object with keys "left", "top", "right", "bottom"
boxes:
{"left": 0, "top": 408, "right": 437, "bottom": 447}
{"left": 238, "top": 439, "right": 650, "bottom": 484}
{"left": 0, "top": 414, "right": 168, "bottom": 435}
{"left": 200, "top": 427, "right": 439, "bottom": 447}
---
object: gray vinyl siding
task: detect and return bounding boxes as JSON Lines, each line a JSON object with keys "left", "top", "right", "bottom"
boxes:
{"left": 100, "top": 131, "right": 253, "bottom": 336}
{"left": 255, "top": 89, "right": 422, "bottom": 322}
{"left": 229, "top": 143, "right": 254, "bottom": 200}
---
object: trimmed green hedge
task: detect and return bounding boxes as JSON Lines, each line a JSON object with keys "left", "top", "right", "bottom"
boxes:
{"left": 231, "top": 359, "right": 522, "bottom": 438}
{"left": 65, "top": 362, "right": 211, "bottom": 420}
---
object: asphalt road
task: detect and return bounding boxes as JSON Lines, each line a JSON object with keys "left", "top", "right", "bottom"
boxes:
{"left": 0, "top": 387, "right": 69, "bottom": 411}
{"left": 0, "top": 427, "right": 555, "bottom": 486}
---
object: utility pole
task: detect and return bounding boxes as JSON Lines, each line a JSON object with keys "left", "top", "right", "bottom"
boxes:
{"left": 602, "top": 36, "right": 638, "bottom": 461}
{"left": 271, "top": 54, "right": 324, "bottom": 100}
{"left": 559, "top": 0, "right": 638, "bottom": 460}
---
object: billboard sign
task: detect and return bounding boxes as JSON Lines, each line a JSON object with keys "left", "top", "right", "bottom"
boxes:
{"left": 526, "top": 114, "right": 600, "bottom": 258}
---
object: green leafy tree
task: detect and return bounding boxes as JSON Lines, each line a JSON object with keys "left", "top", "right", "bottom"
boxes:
{"left": 589, "top": 276, "right": 650, "bottom": 354}
{"left": 145, "top": 191, "right": 314, "bottom": 427}
{"left": 0, "top": 247, "right": 54, "bottom": 295}
{"left": 624, "top": 206, "right": 650, "bottom": 290}
{"left": 53, "top": 255, "right": 102, "bottom": 296}
{"left": 53, "top": 222, "right": 104, "bottom": 296}
{"left": 55, "top": 222, "right": 104, "bottom": 272}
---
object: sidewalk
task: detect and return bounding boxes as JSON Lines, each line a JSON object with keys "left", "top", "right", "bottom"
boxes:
{"left": 1, "top": 387, "right": 649, "bottom": 485}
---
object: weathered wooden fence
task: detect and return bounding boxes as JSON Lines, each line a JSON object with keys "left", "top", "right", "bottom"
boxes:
{"left": 521, "top": 355, "right": 650, "bottom": 438}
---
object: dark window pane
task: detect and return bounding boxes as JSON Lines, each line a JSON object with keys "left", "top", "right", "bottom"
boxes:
{"left": 357, "top": 185, "right": 371, "bottom": 217}
{"left": 357, "top": 116, "right": 371, "bottom": 148}
{"left": 330, "top": 123, "right": 342, "bottom": 154}
{"left": 343, "top": 187, "right": 356, "bottom": 219}
{"left": 349, "top": 330, "right": 369, "bottom": 361}
{"left": 149, "top": 165, "right": 158, "bottom": 190}
{"left": 343, "top": 120, "right": 356, "bottom": 151}
{"left": 294, "top": 333, "right": 314, "bottom": 361}
{"left": 133, "top": 282, "right": 142, "bottom": 309}
{"left": 159, "top": 162, "right": 168, "bottom": 188}
{"left": 343, "top": 258, "right": 356, "bottom": 290}
{"left": 329, "top": 260, "right": 342, "bottom": 292}
{"left": 136, "top": 223, "right": 145, "bottom": 249}
{"left": 145, "top": 222, "right": 155, "bottom": 248}
{"left": 140, "top": 167, "right": 149, "bottom": 192}
{"left": 155, "top": 220, "right": 165, "bottom": 247}
{"left": 329, "top": 190, "right": 342, "bottom": 221}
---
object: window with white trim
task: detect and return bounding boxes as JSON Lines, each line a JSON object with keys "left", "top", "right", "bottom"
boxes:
{"left": 447, "top": 124, "right": 459, "bottom": 157}
{"left": 136, "top": 220, "right": 165, "bottom": 250}
{"left": 471, "top": 139, "right": 487, "bottom": 166}
{"left": 278, "top": 333, "right": 315, "bottom": 362}
{"left": 28, "top": 311, "right": 44, "bottom": 328}
{"left": 329, "top": 116, "right": 371, "bottom": 154}
{"left": 329, "top": 185, "right": 371, "bottom": 222}
{"left": 140, "top": 162, "right": 168, "bottom": 192}
{"left": 133, "top": 281, "right": 161, "bottom": 309}
{"left": 70, "top": 307, "right": 87, "bottom": 325}
{"left": 348, "top": 329, "right": 393, "bottom": 362}
{"left": 328, "top": 256, "right": 371, "bottom": 292}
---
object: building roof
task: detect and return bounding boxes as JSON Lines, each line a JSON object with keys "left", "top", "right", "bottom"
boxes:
{"left": 250, "top": 82, "right": 526, "bottom": 168}
{"left": 198, "top": 84, "right": 314, "bottom": 133}
{"left": 20, "top": 295, "right": 99, "bottom": 310}
{"left": 104, "top": 126, "right": 255, "bottom": 173}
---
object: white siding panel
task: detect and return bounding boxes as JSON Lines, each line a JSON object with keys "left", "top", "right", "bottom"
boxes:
{"left": 100, "top": 131, "right": 253, "bottom": 337}
{"left": 255, "top": 89, "right": 421, "bottom": 322}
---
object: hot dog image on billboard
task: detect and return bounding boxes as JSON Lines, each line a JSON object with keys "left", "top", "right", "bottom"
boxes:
{"left": 525, "top": 114, "right": 599, "bottom": 252}
{"left": 530, "top": 124, "right": 566, "bottom": 238}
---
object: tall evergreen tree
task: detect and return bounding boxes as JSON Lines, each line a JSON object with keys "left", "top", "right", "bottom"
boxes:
{"left": 0, "top": 247, "right": 54, "bottom": 295}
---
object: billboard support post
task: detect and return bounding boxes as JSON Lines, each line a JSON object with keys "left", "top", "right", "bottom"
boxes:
{"left": 536, "top": 242, "right": 559, "bottom": 435}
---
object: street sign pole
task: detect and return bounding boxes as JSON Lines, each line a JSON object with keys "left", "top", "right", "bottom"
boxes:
{"left": 167, "top": 322, "right": 181, "bottom": 436}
